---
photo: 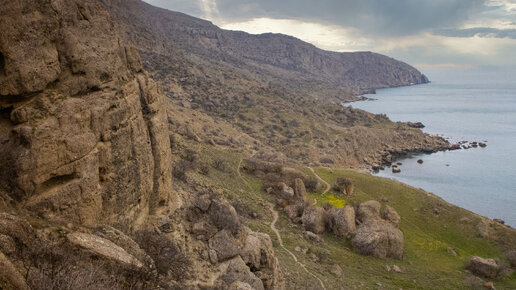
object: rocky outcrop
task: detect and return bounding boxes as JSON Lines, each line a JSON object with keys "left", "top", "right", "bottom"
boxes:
{"left": 331, "top": 206, "right": 356, "bottom": 237}
{"left": 302, "top": 206, "right": 328, "bottom": 235}
{"left": 467, "top": 256, "right": 500, "bottom": 278}
{"left": 0, "top": 0, "right": 174, "bottom": 228}
{"left": 0, "top": 251, "right": 30, "bottom": 290}
{"left": 352, "top": 201, "right": 404, "bottom": 260}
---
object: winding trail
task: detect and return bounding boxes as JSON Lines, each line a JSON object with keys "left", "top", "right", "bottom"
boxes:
{"left": 308, "top": 167, "right": 331, "bottom": 205}
{"left": 237, "top": 159, "right": 326, "bottom": 290}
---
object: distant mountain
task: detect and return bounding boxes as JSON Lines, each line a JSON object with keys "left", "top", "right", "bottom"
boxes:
{"left": 98, "top": 0, "right": 428, "bottom": 101}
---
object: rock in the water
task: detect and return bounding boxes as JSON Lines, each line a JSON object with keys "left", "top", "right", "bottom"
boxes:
{"left": 467, "top": 256, "right": 500, "bottom": 278}
{"left": 417, "top": 159, "right": 424, "bottom": 164}
{"left": 302, "top": 206, "right": 328, "bottom": 234}
{"left": 67, "top": 232, "right": 143, "bottom": 268}
{"left": 392, "top": 167, "right": 401, "bottom": 173}
{"left": 331, "top": 206, "right": 356, "bottom": 236}
{"left": 352, "top": 219, "right": 404, "bottom": 260}
{"left": 382, "top": 205, "right": 401, "bottom": 227}
{"left": 356, "top": 200, "right": 381, "bottom": 224}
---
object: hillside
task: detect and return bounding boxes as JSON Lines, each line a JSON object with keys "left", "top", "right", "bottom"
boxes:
{"left": 97, "top": 0, "right": 447, "bottom": 170}
{"left": 99, "top": 0, "right": 428, "bottom": 101}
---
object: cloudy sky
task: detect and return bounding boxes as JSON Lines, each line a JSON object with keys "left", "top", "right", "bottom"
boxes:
{"left": 143, "top": 0, "right": 516, "bottom": 70}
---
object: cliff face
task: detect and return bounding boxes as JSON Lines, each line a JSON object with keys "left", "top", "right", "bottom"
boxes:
{"left": 0, "top": 0, "right": 174, "bottom": 228}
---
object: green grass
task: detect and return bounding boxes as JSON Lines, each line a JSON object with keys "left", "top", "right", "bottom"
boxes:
{"left": 178, "top": 137, "right": 516, "bottom": 289}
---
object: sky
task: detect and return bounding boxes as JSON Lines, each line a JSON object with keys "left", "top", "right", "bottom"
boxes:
{"left": 143, "top": 0, "right": 516, "bottom": 70}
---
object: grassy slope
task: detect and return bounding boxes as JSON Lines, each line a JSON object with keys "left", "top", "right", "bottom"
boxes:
{"left": 178, "top": 133, "right": 516, "bottom": 289}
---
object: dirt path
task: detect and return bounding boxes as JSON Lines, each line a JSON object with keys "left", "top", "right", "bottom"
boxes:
{"left": 268, "top": 202, "right": 326, "bottom": 290}
{"left": 308, "top": 167, "right": 331, "bottom": 206}
{"left": 237, "top": 159, "right": 326, "bottom": 290}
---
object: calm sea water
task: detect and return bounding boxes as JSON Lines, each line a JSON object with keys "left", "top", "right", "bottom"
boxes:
{"left": 351, "top": 68, "right": 516, "bottom": 227}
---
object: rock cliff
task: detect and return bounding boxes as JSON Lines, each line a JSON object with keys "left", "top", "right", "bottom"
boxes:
{"left": 0, "top": 0, "right": 174, "bottom": 228}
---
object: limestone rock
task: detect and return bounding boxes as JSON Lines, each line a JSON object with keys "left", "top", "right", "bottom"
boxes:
{"left": 209, "top": 199, "right": 242, "bottom": 234}
{"left": 382, "top": 205, "right": 401, "bottom": 227}
{"left": 331, "top": 206, "right": 356, "bottom": 236}
{"left": 0, "top": 251, "right": 29, "bottom": 290}
{"left": 209, "top": 230, "right": 241, "bottom": 262}
{"left": 240, "top": 230, "right": 281, "bottom": 289}
{"left": 194, "top": 194, "right": 212, "bottom": 212}
{"left": 302, "top": 206, "right": 328, "bottom": 234}
{"left": 218, "top": 256, "right": 264, "bottom": 290}
{"left": 356, "top": 200, "right": 381, "bottom": 223}
{"left": 352, "top": 219, "right": 404, "bottom": 260}
{"left": 467, "top": 256, "right": 500, "bottom": 279}
{"left": 0, "top": 0, "right": 174, "bottom": 227}
{"left": 67, "top": 232, "right": 143, "bottom": 268}
{"left": 293, "top": 178, "right": 308, "bottom": 202}
{"left": 284, "top": 202, "right": 305, "bottom": 221}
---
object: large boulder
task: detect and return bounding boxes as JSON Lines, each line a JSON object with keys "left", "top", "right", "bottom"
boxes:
{"left": 240, "top": 231, "right": 281, "bottom": 289}
{"left": 467, "top": 256, "right": 500, "bottom": 278}
{"left": 209, "top": 230, "right": 243, "bottom": 262}
{"left": 331, "top": 206, "right": 356, "bottom": 237}
{"left": 218, "top": 256, "right": 264, "bottom": 290}
{"left": 302, "top": 206, "right": 328, "bottom": 234}
{"left": 284, "top": 202, "right": 305, "bottom": 221}
{"left": 293, "top": 178, "right": 308, "bottom": 202}
{"left": 0, "top": 213, "right": 35, "bottom": 246}
{"left": 352, "top": 219, "right": 404, "bottom": 260}
{"left": 356, "top": 200, "right": 381, "bottom": 223}
{"left": 382, "top": 205, "right": 401, "bottom": 227}
{"left": 67, "top": 232, "right": 143, "bottom": 268}
{"left": 209, "top": 199, "right": 242, "bottom": 234}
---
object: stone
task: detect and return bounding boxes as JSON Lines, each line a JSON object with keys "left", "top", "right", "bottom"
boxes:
{"left": 304, "top": 231, "right": 323, "bottom": 243}
{"left": 333, "top": 177, "right": 354, "bottom": 195}
{"left": 0, "top": 251, "right": 29, "bottom": 290}
{"left": 483, "top": 281, "right": 495, "bottom": 289}
{"left": 352, "top": 219, "right": 404, "bottom": 260}
{"left": 447, "top": 247, "right": 457, "bottom": 257}
{"left": 467, "top": 256, "right": 500, "bottom": 278}
{"left": 392, "top": 167, "right": 401, "bottom": 173}
{"left": 293, "top": 178, "right": 308, "bottom": 202}
{"left": 302, "top": 206, "right": 328, "bottom": 234}
{"left": 94, "top": 225, "right": 154, "bottom": 268}
{"left": 209, "top": 199, "right": 242, "bottom": 234}
{"left": 382, "top": 205, "right": 401, "bottom": 227}
{"left": 208, "top": 230, "right": 242, "bottom": 262}
{"left": 507, "top": 250, "right": 516, "bottom": 267}
{"left": 67, "top": 232, "right": 143, "bottom": 268}
{"left": 0, "top": 234, "right": 16, "bottom": 255}
{"left": 284, "top": 202, "right": 305, "bottom": 221}
{"left": 417, "top": 159, "right": 424, "bottom": 164}
{"left": 331, "top": 206, "right": 356, "bottom": 236}
{"left": 194, "top": 194, "right": 212, "bottom": 212}
{"left": 239, "top": 230, "right": 281, "bottom": 289}
{"left": 218, "top": 256, "right": 264, "bottom": 290}
{"left": 0, "top": 213, "right": 35, "bottom": 246}
{"left": 493, "top": 218, "right": 504, "bottom": 225}
{"left": 229, "top": 281, "right": 254, "bottom": 290}
{"left": 330, "top": 264, "right": 343, "bottom": 277}
{"left": 356, "top": 200, "right": 381, "bottom": 224}
{"left": 476, "top": 220, "right": 490, "bottom": 238}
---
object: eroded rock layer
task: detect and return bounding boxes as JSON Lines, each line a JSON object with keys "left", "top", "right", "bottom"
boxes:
{"left": 0, "top": 0, "right": 174, "bottom": 228}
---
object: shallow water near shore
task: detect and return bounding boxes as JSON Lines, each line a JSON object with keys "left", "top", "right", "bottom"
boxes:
{"left": 350, "top": 68, "right": 516, "bottom": 227}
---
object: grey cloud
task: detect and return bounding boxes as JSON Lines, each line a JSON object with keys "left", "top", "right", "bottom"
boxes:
{"left": 437, "top": 27, "right": 516, "bottom": 38}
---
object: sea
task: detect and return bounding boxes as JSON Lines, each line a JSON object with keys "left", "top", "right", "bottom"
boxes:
{"left": 350, "top": 68, "right": 516, "bottom": 227}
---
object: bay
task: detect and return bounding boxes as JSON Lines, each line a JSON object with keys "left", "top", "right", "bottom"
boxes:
{"left": 350, "top": 68, "right": 516, "bottom": 227}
